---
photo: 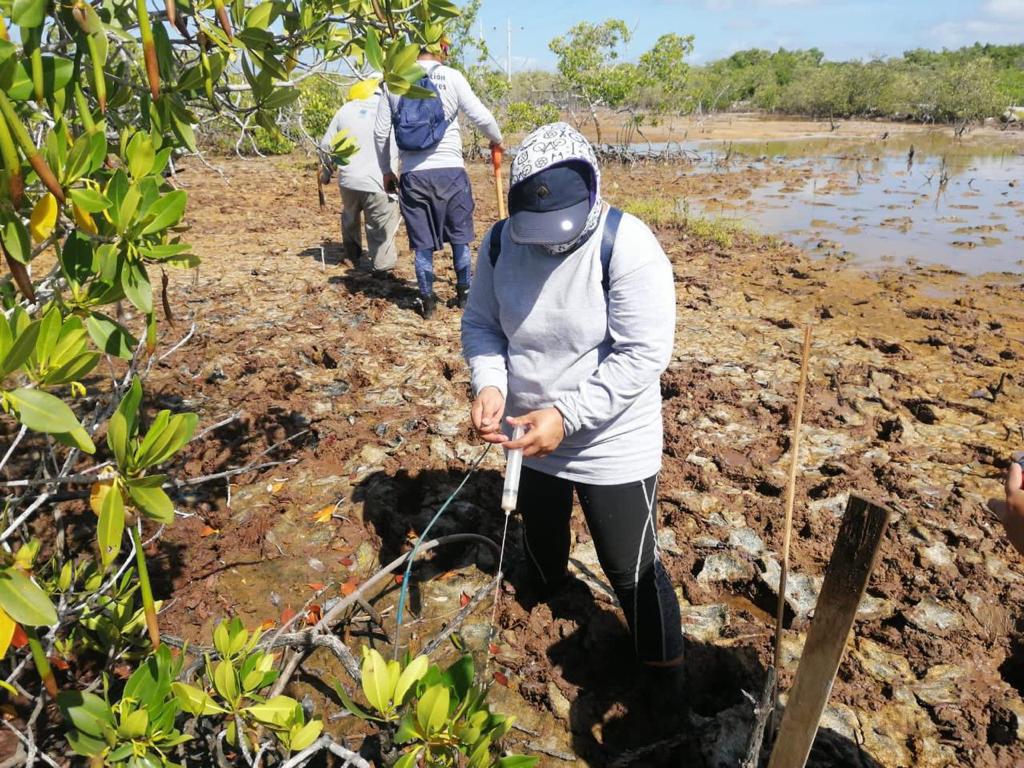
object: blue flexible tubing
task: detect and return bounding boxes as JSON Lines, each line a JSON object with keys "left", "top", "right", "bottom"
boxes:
{"left": 393, "top": 443, "right": 492, "bottom": 657}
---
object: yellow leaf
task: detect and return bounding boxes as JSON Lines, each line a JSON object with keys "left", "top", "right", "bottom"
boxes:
{"left": 0, "top": 607, "right": 15, "bottom": 660}
{"left": 89, "top": 479, "right": 113, "bottom": 516}
{"left": 73, "top": 203, "right": 98, "bottom": 235}
{"left": 348, "top": 78, "right": 380, "bottom": 101}
{"left": 29, "top": 193, "right": 58, "bottom": 244}
{"left": 311, "top": 505, "right": 334, "bottom": 524}
{"left": 267, "top": 482, "right": 284, "bottom": 494}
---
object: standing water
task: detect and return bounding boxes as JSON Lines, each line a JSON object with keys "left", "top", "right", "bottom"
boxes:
{"left": 675, "top": 131, "right": 1024, "bottom": 274}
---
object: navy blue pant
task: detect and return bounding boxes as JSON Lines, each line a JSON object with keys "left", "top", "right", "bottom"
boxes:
{"left": 518, "top": 466, "right": 684, "bottom": 664}
{"left": 398, "top": 168, "right": 475, "bottom": 296}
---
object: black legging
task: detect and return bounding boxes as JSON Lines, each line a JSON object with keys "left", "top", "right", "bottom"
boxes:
{"left": 518, "top": 466, "right": 684, "bottom": 664}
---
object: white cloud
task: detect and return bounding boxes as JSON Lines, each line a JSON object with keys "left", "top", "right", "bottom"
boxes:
{"left": 984, "top": 0, "right": 1024, "bottom": 20}
{"left": 927, "top": 18, "right": 1022, "bottom": 47}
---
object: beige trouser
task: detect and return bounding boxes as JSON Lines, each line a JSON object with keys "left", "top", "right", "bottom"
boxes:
{"left": 340, "top": 186, "right": 400, "bottom": 271}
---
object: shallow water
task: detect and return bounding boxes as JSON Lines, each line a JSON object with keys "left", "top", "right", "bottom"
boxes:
{"left": 663, "top": 131, "right": 1024, "bottom": 274}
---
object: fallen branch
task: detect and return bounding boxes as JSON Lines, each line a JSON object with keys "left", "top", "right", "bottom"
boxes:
{"left": 170, "top": 459, "right": 300, "bottom": 488}
{"left": 741, "top": 666, "right": 776, "bottom": 768}
{"left": 268, "top": 533, "right": 501, "bottom": 698}
{"left": 608, "top": 732, "right": 692, "bottom": 767}
{"left": 524, "top": 742, "right": 576, "bottom": 761}
{"left": 421, "top": 573, "right": 500, "bottom": 657}
{"left": 278, "top": 736, "right": 370, "bottom": 768}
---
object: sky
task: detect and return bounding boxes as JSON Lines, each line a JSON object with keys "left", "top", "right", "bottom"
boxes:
{"left": 470, "top": 0, "right": 1024, "bottom": 71}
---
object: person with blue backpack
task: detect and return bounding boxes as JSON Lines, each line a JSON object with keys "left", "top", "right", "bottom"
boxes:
{"left": 373, "top": 36, "right": 503, "bottom": 318}
{"left": 461, "top": 122, "right": 685, "bottom": 680}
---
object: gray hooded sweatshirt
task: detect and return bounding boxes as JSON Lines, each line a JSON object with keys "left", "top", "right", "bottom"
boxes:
{"left": 461, "top": 123, "right": 676, "bottom": 484}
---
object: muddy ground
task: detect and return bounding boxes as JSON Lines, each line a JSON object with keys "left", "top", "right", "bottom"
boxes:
{"left": 571, "top": 110, "right": 1023, "bottom": 147}
{"left": 48, "top": 142, "right": 1024, "bottom": 766}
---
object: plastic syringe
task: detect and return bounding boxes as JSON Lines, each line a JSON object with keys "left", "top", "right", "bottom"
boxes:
{"left": 501, "top": 425, "right": 526, "bottom": 512}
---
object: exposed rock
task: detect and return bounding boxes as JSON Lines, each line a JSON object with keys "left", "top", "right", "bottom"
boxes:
{"left": 985, "top": 554, "right": 1023, "bottom": 583}
{"left": 758, "top": 556, "right": 821, "bottom": 619}
{"left": 913, "top": 664, "right": 964, "bottom": 707}
{"left": 697, "top": 552, "right": 755, "bottom": 586}
{"left": 547, "top": 682, "right": 571, "bottom": 722}
{"left": 905, "top": 598, "right": 964, "bottom": 634}
{"left": 858, "top": 700, "right": 957, "bottom": 767}
{"left": 429, "top": 436, "right": 455, "bottom": 462}
{"left": 686, "top": 451, "right": 715, "bottom": 468}
{"left": 808, "top": 493, "right": 849, "bottom": 519}
{"left": 857, "top": 594, "right": 896, "bottom": 621}
{"left": 917, "top": 541, "right": 955, "bottom": 570}
{"left": 679, "top": 603, "right": 727, "bottom": 643}
{"left": 728, "top": 527, "right": 765, "bottom": 555}
{"left": 853, "top": 637, "right": 913, "bottom": 684}
{"left": 657, "top": 528, "right": 683, "bottom": 555}
{"left": 964, "top": 591, "right": 1012, "bottom": 635}
{"left": 358, "top": 443, "right": 389, "bottom": 467}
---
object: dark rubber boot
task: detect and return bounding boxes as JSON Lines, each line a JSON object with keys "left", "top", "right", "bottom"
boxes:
{"left": 343, "top": 243, "right": 361, "bottom": 266}
{"left": 419, "top": 294, "right": 437, "bottom": 319}
{"left": 456, "top": 284, "right": 470, "bottom": 308}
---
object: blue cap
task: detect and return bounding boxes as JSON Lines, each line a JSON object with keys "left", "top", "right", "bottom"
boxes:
{"left": 508, "top": 161, "right": 595, "bottom": 246}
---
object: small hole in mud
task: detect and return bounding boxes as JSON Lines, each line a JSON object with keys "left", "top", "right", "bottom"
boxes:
{"left": 998, "top": 646, "right": 1024, "bottom": 699}
{"left": 808, "top": 482, "right": 831, "bottom": 499}
{"left": 876, "top": 417, "right": 902, "bottom": 442}
{"left": 755, "top": 480, "right": 782, "bottom": 498}
{"left": 661, "top": 380, "right": 682, "bottom": 399}
{"left": 684, "top": 643, "right": 765, "bottom": 717}
{"left": 691, "top": 558, "right": 706, "bottom": 577}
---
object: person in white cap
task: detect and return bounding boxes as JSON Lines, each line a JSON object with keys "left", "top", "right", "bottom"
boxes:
{"left": 461, "top": 122, "right": 685, "bottom": 675}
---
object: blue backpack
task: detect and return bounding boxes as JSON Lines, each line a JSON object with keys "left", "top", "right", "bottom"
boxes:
{"left": 393, "top": 74, "right": 450, "bottom": 151}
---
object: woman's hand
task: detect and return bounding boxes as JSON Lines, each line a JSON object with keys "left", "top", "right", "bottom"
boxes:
{"left": 504, "top": 408, "right": 565, "bottom": 458}
{"left": 989, "top": 460, "right": 1024, "bottom": 556}
{"left": 471, "top": 387, "right": 507, "bottom": 444}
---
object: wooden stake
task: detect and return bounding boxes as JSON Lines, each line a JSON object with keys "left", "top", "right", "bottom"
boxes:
{"left": 767, "top": 496, "right": 891, "bottom": 768}
{"left": 773, "top": 325, "right": 812, "bottom": 674}
{"left": 492, "top": 145, "right": 507, "bottom": 220}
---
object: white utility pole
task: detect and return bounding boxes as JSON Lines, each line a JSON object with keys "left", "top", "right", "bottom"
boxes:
{"left": 506, "top": 17, "right": 512, "bottom": 84}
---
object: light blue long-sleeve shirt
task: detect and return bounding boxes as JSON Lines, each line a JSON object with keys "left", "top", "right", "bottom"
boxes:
{"left": 461, "top": 208, "right": 676, "bottom": 485}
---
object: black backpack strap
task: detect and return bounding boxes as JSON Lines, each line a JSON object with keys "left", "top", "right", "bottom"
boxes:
{"left": 600, "top": 206, "right": 623, "bottom": 293}
{"left": 488, "top": 219, "right": 507, "bottom": 268}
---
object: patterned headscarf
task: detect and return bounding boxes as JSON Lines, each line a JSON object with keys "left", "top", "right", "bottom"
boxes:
{"left": 509, "top": 122, "right": 603, "bottom": 255}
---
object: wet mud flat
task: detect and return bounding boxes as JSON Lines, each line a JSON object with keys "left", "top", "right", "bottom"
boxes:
{"left": 132, "top": 151, "right": 1024, "bottom": 767}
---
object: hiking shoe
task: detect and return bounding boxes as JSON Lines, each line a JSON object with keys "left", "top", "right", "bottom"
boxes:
{"left": 456, "top": 284, "right": 470, "bottom": 308}
{"left": 419, "top": 294, "right": 437, "bottom": 319}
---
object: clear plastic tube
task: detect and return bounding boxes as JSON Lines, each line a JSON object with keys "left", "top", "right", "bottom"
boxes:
{"left": 501, "top": 425, "right": 526, "bottom": 512}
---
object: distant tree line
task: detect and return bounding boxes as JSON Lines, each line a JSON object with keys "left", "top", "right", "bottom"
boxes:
{"left": 451, "top": 10, "right": 1024, "bottom": 135}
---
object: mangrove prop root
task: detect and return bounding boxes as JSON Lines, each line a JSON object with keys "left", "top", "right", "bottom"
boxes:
{"left": 3, "top": 250, "right": 35, "bottom": 301}
{"left": 27, "top": 154, "right": 64, "bottom": 203}
{"left": 131, "top": 526, "right": 162, "bottom": 649}
{"left": 86, "top": 35, "right": 107, "bottom": 114}
{"left": 214, "top": 0, "right": 233, "bottom": 41}
{"left": 135, "top": 0, "right": 159, "bottom": 101}
{"left": 144, "top": 43, "right": 160, "bottom": 101}
{"left": 0, "top": 93, "right": 64, "bottom": 203}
